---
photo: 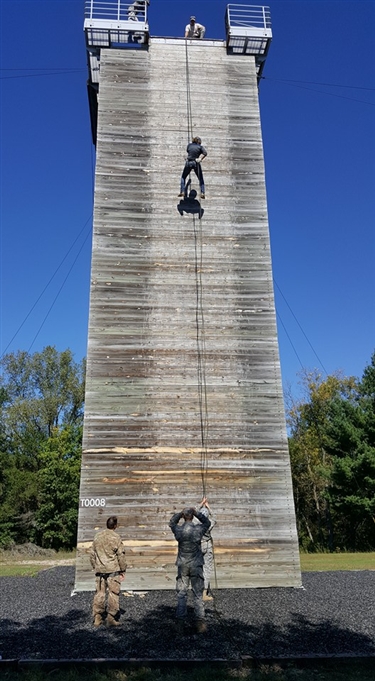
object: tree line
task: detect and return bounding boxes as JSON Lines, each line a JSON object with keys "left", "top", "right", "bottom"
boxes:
{"left": 0, "top": 347, "right": 85, "bottom": 549}
{"left": 288, "top": 353, "right": 375, "bottom": 552}
{"left": 0, "top": 346, "right": 374, "bottom": 552}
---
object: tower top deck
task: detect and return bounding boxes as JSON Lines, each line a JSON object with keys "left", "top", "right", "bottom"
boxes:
{"left": 84, "top": 2, "right": 272, "bottom": 142}
{"left": 84, "top": 2, "right": 271, "bottom": 62}
{"left": 225, "top": 4, "right": 272, "bottom": 77}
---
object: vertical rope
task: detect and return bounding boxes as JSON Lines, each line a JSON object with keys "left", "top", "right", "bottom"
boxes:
{"left": 185, "top": 39, "right": 209, "bottom": 499}
{"left": 192, "top": 213, "right": 209, "bottom": 497}
{"left": 184, "top": 39, "right": 223, "bottom": 601}
{"left": 185, "top": 39, "right": 194, "bottom": 142}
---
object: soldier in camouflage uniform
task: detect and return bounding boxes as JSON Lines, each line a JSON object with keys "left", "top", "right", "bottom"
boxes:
{"left": 89, "top": 516, "right": 127, "bottom": 627}
{"left": 169, "top": 504, "right": 211, "bottom": 633}
{"left": 199, "top": 499, "right": 216, "bottom": 601}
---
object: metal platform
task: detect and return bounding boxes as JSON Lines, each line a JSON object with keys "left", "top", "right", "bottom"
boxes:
{"left": 84, "top": 1, "right": 150, "bottom": 143}
{"left": 225, "top": 4, "right": 272, "bottom": 78}
{"left": 84, "top": 0, "right": 149, "bottom": 48}
{"left": 84, "top": 3, "right": 272, "bottom": 143}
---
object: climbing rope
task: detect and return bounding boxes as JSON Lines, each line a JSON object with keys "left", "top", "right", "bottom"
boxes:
{"left": 183, "top": 44, "right": 244, "bottom": 652}
{"left": 184, "top": 39, "right": 194, "bottom": 143}
{"left": 192, "top": 212, "right": 209, "bottom": 497}
{"left": 184, "top": 38, "right": 209, "bottom": 499}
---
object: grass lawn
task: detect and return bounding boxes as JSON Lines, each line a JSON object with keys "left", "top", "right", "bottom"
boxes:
{"left": 299, "top": 552, "right": 375, "bottom": 572}
{"left": 1, "top": 660, "right": 375, "bottom": 681}
{"left": 0, "top": 550, "right": 76, "bottom": 577}
{"left": 0, "top": 551, "right": 374, "bottom": 577}
{"left": 0, "top": 564, "right": 44, "bottom": 577}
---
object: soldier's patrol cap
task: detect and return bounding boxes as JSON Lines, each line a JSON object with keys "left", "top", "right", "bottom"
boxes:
{"left": 183, "top": 507, "right": 194, "bottom": 516}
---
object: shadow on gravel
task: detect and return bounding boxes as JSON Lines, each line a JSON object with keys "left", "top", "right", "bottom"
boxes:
{"left": 1, "top": 604, "right": 375, "bottom": 661}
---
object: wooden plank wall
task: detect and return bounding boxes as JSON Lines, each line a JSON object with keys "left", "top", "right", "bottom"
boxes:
{"left": 74, "top": 39, "right": 302, "bottom": 591}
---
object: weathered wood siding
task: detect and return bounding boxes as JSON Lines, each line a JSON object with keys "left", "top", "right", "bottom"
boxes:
{"left": 75, "top": 39, "right": 301, "bottom": 591}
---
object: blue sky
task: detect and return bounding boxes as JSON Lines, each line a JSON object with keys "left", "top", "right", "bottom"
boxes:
{"left": 1, "top": 0, "right": 374, "bottom": 397}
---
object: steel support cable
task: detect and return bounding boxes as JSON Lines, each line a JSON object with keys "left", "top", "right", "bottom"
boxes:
{"left": 27, "top": 227, "right": 92, "bottom": 352}
{"left": 1, "top": 215, "right": 93, "bottom": 358}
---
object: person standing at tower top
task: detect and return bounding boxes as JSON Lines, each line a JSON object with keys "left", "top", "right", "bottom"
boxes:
{"left": 179, "top": 136, "right": 207, "bottom": 199}
{"left": 128, "top": 0, "right": 149, "bottom": 20}
{"left": 185, "top": 16, "right": 206, "bottom": 39}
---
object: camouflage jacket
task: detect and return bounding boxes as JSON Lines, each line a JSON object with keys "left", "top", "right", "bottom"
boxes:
{"left": 169, "top": 511, "right": 210, "bottom": 567}
{"left": 199, "top": 506, "right": 216, "bottom": 548}
{"left": 89, "top": 529, "right": 127, "bottom": 575}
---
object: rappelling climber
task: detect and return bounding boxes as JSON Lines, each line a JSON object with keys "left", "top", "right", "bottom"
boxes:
{"left": 178, "top": 136, "right": 207, "bottom": 199}
{"left": 185, "top": 16, "right": 206, "bottom": 39}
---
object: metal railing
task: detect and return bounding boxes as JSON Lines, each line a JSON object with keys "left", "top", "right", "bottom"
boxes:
{"left": 226, "top": 4, "right": 271, "bottom": 31}
{"left": 84, "top": 0, "right": 148, "bottom": 23}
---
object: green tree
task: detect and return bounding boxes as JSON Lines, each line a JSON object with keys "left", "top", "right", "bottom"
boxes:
{"left": 0, "top": 347, "right": 85, "bottom": 547}
{"left": 325, "top": 353, "right": 375, "bottom": 550}
{"left": 288, "top": 354, "right": 375, "bottom": 552}
{"left": 287, "top": 371, "right": 357, "bottom": 551}
{"left": 32, "top": 425, "right": 82, "bottom": 550}
{"left": 1, "top": 346, "right": 85, "bottom": 452}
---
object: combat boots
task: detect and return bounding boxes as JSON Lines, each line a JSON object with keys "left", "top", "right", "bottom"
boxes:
{"left": 106, "top": 614, "right": 121, "bottom": 627}
{"left": 203, "top": 589, "right": 213, "bottom": 601}
{"left": 196, "top": 619, "right": 207, "bottom": 634}
{"left": 93, "top": 614, "right": 103, "bottom": 627}
{"left": 175, "top": 619, "right": 185, "bottom": 635}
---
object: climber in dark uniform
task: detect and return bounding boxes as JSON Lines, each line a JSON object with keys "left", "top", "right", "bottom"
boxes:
{"left": 179, "top": 137, "right": 207, "bottom": 199}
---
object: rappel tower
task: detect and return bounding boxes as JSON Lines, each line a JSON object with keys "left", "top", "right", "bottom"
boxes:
{"left": 75, "top": 2, "right": 302, "bottom": 591}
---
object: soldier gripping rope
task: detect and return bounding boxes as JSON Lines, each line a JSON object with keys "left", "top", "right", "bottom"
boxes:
{"left": 89, "top": 516, "right": 127, "bottom": 627}
{"left": 169, "top": 505, "right": 211, "bottom": 633}
{"left": 199, "top": 497, "right": 216, "bottom": 601}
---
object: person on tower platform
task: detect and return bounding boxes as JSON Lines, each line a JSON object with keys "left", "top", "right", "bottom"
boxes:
{"left": 89, "top": 516, "right": 127, "bottom": 627}
{"left": 185, "top": 16, "right": 206, "bottom": 39}
{"left": 128, "top": 0, "right": 149, "bottom": 21}
{"left": 178, "top": 136, "right": 207, "bottom": 199}
{"left": 169, "top": 505, "right": 211, "bottom": 633}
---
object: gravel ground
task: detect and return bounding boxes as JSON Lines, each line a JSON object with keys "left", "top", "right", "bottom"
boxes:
{"left": 0, "top": 567, "right": 374, "bottom": 661}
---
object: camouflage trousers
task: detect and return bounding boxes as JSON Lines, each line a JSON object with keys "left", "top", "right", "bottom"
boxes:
{"left": 202, "top": 539, "right": 214, "bottom": 590}
{"left": 176, "top": 564, "right": 205, "bottom": 621}
{"left": 92, "top": 573, "right": 122, "bottom": 618}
